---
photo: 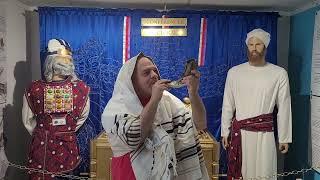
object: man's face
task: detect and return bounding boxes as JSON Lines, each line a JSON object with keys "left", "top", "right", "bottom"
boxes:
{"left": 52, "top": 56, "right": 75, "bottom": 78}
{"left": 247, "top": 37, "right": 266, "bottom": 61}
{"left": 132, "top": 57, "right": 159, "bottom": 98}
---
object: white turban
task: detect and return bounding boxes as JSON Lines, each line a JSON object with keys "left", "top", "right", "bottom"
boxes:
{"left": 245, "top": 28, "right": 271, "bottom": 48}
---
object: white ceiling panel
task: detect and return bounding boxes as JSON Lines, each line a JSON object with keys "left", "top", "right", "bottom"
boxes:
{"left": 17, "top": 0, "right": 318, "bottom": 14}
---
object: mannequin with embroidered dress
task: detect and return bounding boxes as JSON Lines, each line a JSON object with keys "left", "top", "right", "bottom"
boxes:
{"left": 22, "top": 39, "right": 90, "bottom": 180}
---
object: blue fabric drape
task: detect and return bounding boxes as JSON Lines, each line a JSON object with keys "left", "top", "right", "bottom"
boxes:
{"left": 39, "top": 7, "right": 125, "bottom": 173}
{"left": 39, "top": 7, "right": 278, "bottom": 175}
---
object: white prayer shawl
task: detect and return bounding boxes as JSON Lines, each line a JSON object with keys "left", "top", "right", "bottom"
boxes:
{"left": 102, "top": 53, "right": 209, "bottom": 180}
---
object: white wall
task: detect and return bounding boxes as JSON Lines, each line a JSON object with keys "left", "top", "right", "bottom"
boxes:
{"left": 2, "top": 0, "right": 32, "bottom": 179}
{"left": 6, "top": 0, "right": 28, "bottom": 102}
{"left": 3, "top": 0, "right": 33, "bottom": 103}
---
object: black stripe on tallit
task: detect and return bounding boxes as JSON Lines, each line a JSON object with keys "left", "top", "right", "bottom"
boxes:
{"left": 177, "top": 125, "right": 193, "bottom": 135}
{"left": 163, "top": 118, "right": 192, "bottom": 135}
{"left": 176, "top": 143, "right": 198, "bottom": 156}
{"left": 126, "top": 132, "right": 140, "bottom": 139}
{"left": 131, "top": 145, "right": 145, "bottom": 161}
{"left": 173, "top": 117, "right": 191, "bottom": 128}
{"left": 172, "top": 112, "right": 189, "bottom": 120}
{"left": 127, "top": 140, "right": 140, "bottom": 147}
{"left": 117, "top": 134, "right": 127, "bottom": 146}
{"left": 115, "top": 115, "right": 120, "bottom": 133}
{"left": 177, "top": 143, "right": 203, "bottom": 162}
{"left": 123, "top": 115, "right": 128, "bottom": 134}
{"left": 127, "top": 138, "right": 140, "bottom": 143}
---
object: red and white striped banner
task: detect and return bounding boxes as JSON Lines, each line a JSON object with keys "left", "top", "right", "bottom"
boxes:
{"left": 198, "top": 17, "right": 207, "bottom": 67}
{"left": 123, "top": 16, "right": 131, "bottom": 64}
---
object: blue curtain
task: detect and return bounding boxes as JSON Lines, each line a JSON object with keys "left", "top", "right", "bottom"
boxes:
{"left": 39, "top": 7, "right": 125, "bottom": 174}
{"left": 39, "top": 7, "right": 278, "bottom": 175}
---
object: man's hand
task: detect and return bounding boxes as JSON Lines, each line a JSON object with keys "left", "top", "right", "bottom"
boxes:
{"left": 279, "top": 143, "right": 289, "bottom": 154}
{"left": 151, "top": 79, "right": 170, "bottom": 102}
{"left": 182, "top": 70, "right": 207, "bottom": 130}
{"left": 140, "top": 79, "right": 170, "bottom": 142}
{"left": 182, "top": 70, "right": 200, "bottom": 97}
{"left": 222, "top": 136, "right": 229, "bottom": 150}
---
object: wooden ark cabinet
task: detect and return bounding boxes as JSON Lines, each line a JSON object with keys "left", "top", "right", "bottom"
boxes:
{"left": 90, "top": 132, "right": 112, "bottom": 180}
{"left": 90, "top": 132, "right": 220, "bottom": 180}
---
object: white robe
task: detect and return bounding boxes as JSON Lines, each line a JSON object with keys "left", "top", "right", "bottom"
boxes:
{"left": 221, "top": 62, "right": 292, "bottom": 179}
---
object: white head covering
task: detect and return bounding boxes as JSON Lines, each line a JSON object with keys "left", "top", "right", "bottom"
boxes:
{"left": 47, "top": 38, "right": 72, "bottom": 56}
{"left": 245, "top": 28, "right": 271, "bottom": 48}
{"left": 102, "top": 52, "right": 162, "bottom": 132}
{"left": 43, "top": 38, "right": 77, "bottom": 82}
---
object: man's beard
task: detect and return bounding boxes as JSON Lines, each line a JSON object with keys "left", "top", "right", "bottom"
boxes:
{"left": 247, "top": 48, "right": 266, "bottom": 62}
{"left": 53, "top": 62, "right": 75, "bottom": 77}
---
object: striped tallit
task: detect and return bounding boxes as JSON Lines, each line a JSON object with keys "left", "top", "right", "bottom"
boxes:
{"left": 102, "top": 53, "right": 209, "bottom": 180}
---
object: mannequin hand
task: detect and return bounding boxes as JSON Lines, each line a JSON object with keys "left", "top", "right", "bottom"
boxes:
{"left": 279, "top": 143, "right": 289, "bottom": 154}
{"left": 221, "top": 136, "right": 229, "bottom": 150}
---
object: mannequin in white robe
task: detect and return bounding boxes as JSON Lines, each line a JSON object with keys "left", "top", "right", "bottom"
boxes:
{"left": 221, "top": 28, "right": 292, "bottom": 179}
